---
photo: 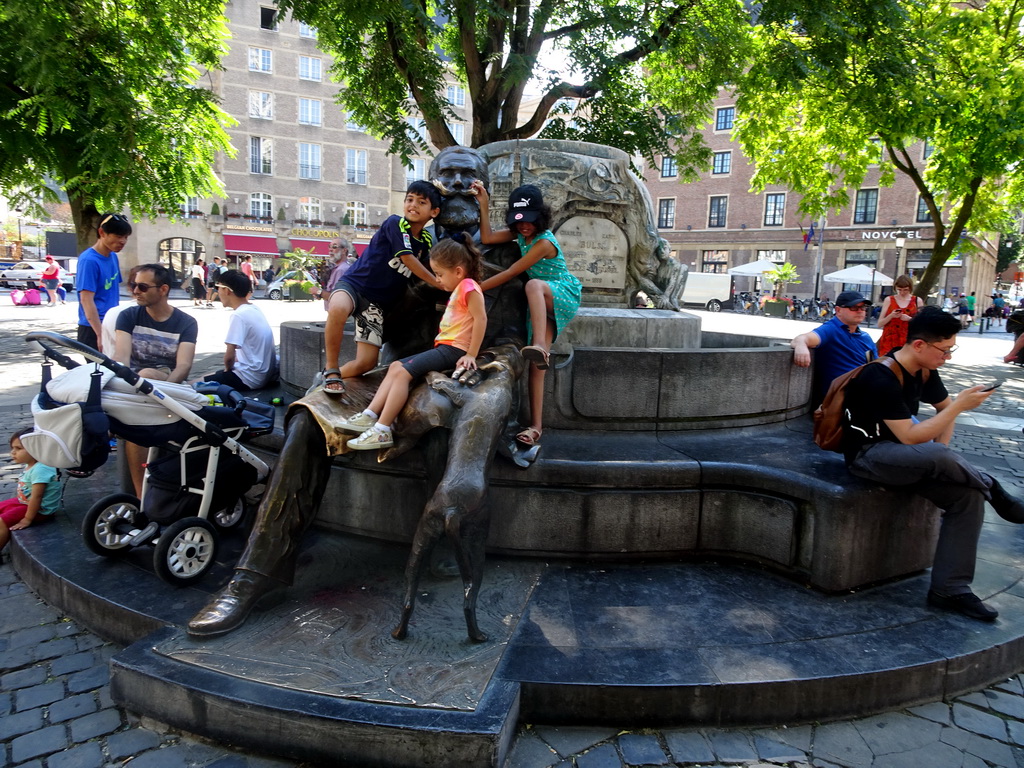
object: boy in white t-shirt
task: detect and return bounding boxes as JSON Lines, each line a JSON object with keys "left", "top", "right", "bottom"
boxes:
{"left": 202, "top": 269, "right": 277, "bottom": 391}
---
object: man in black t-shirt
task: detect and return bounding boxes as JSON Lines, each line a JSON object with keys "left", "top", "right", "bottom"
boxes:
{"left": 843, "top": 307, "right": 1024, "bottom": 621}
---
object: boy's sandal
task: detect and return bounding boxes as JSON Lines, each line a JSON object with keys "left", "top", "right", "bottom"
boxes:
{"left": 516, "top": 427, "right": 542, "bottom": 446}
{"left": 322, "top": 369, "right": 345, "bottom": 396}
{"left": 521, "top": 345, "right": 550, "bottom": 370}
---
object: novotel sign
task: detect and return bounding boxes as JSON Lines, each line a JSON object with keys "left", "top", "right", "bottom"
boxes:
{"left": 861, "top": 230, "right": 925, "bottom": 241}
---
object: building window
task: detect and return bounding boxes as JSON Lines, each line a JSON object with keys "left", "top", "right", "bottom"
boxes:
{"left": 345, "top": 201, "right": 367, "bottom": 226}
{"left": 346, "top": 149, "right": 367, "bottom": 185}
{"left": 299, "top": 22, "right": 317, "bottom": 38}
{"left": 715, "top": 106, "right": 735, "bottom": 131}
{"left": 299, "top": 98, "right": 321, "bottom": 126}
{"left": 917, "top": 195, "right": 933, "bottom": 223}
{"left": 757, "top": 250, "right": 787, "bottom": 263}
{"left": 299, "top": 56, "right": 322, "bottom": 82}
{"left": 250, "top": 193, "right": 272, "bottom": 219}
{"left": 708, "top": 196, "right": 728, "bottom": 227}
{"left": 248, "top": 47, "right": 272, "bottom": 73}
{"left": 406, "top": 116, "right": 428, "bottom": 143}
{"left": 657, "top": 199, "right": 675, "bottom": 229}
{"left": 405, "top": 158, "right": 426, "bottom": 188}
{"left": 923, "top": 139, "right": 935, "bottom": 160}
{"left": 764, "top": 193, "right": 785, "bottom": 226}
{"left": 299, "top": 196, "right": 321, "bottom": 221}
{"left": 702, "top": 250, "right": 728, "bottom": 273}
{"left": 447, "top": 122, "right": 465, "bottom": 144}
{"left": 249, "top": 91, "right": 273, "bottom": 120}
{"left": 661, "top": 156, "right": 677, "bottom": 177}
{"left": 249, "top": 137, "right": 273, "bottom": 175}
{"left": 182, "top": 196, "right": 199, "bottom": 215}
{"left": 854, "top": 188, "right": 878, "bottom": 224}
{"left": 346, "top": 116, "right": 365, "bottom": 132}
{"left": 869, "top": 137, "right": 883, "bottom": 165}
{"left": 299, "top": 143, "right": 322, "bottom": 180}
{"left": 446, "top": 85, "right": 466, "bottom": 107}
{"left": 712, "top": 151, "right": 731, "bottom": 175}
{"left": 259, "top": 7, "right": 277, "bottom": 30}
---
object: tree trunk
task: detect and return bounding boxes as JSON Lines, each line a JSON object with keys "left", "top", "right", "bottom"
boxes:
{"left": 68, "top": 195, "right": 100, "bottom": 255}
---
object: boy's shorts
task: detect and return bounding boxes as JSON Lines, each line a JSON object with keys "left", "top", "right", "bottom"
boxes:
{"left": 335, "top": 282, "right": 385, "bottom": 348}
{"left": 400, "top": 344, "right": 465, "bottom": 379}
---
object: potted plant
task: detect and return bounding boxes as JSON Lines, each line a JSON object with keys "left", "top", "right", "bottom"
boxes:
{"left": 284, "top": 278, "right": 316, "bottom": 301}
{"left": 763, "top": 263, "right": 802, "bottom": 317}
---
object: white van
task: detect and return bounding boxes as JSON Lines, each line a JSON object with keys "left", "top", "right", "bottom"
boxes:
{"left": 681, "top": 271, "right": 733, "bottom": 312}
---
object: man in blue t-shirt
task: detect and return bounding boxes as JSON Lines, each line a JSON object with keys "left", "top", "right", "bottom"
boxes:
{"left": 76, "top": 213, "right": 132, "bottom": 352}
{"left": 791, "top": 290, "right": 878, "bottom": 406}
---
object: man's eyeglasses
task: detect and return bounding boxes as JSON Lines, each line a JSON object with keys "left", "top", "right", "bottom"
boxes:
{"left": 128, "top": 282, "right": 155, "bottom": 292}
{"left": 928, "top": 342, "right": 958, "bottom": 357}
{"left": 215, "top": 285, "right": 229, "bottom": 291}
{"left": 843, "top": 304, "right": 869, "bottom": 311}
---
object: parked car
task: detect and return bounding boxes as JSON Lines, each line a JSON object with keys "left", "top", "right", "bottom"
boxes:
{"left": 265, "top": 269, "right": 318, "bottom": 301}
{"left": 0, "top": 261, "right": 74, "bottom": 292}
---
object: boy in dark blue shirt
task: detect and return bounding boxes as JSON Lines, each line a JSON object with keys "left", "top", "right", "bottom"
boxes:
{"left": 321, "top": 181, "right": 442, "bottom": 395}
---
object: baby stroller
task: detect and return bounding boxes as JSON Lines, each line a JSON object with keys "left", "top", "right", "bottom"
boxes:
{"left": 23, "top": 332, "right": 273, "bottom": 585}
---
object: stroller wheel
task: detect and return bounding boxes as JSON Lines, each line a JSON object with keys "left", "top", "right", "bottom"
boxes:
{"left": 82, "top": 494, "right": 145, "bottom": 557}
{"left": 153, "top": 517, "right": 218, "bottom": 586}
{"left": 213, "top": 497, "right": 249, "bottom": 529}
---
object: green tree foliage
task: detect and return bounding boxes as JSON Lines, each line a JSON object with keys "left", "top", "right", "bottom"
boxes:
{"left": 278, "top": 0, "right": 750, "bottom": 173}
{"left": 735, "top": 0, "right": 1024, "bottom": 297}
{"left": 0, "top": 0, "right": 235, "bottom": 251}
{"left": 765, "top": 262, "right": 801, "bottom": 296}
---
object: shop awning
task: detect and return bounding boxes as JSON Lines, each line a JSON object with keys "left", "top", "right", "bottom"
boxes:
{"left": 223, "top": 234, "right": 279, "bottom": 255}
{"left": 354, "top": 243, "right": 368, "bottom": 256}
{"left": 289, "top": 238, "right": 332, "bottom": 256}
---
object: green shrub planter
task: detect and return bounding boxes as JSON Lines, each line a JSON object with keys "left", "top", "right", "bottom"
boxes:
{"left": 763, "top": 301, "right": 789, "bottom": 317}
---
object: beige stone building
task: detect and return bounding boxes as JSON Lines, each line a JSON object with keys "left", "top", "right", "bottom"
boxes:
{"left": 120, "top": 0, "right": 469, "bottom": 284}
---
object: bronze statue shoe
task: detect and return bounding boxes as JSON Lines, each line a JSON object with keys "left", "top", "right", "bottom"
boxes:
{"left": 187, "top": 571, "right": 274, "bottom": 637}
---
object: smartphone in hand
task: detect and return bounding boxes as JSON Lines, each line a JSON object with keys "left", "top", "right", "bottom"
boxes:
{"left": 981, "top": 383, "right": 1002, "bottom": 392}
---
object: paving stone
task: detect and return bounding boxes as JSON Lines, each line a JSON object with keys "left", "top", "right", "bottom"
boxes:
{"left": 754, "top": 734, "right": 807, "bottom": 762}
{"left": 97, "top": 684, "right": 115, "bottom": 710}
{"left": 963, "top": 732, "right": 1017, "bottom": 767}
{"left": 706, "top": 730, "right": 758, "bottom": 762}
{"left": 66, "top": 664, "right": 109, "bottom": 694}
{"left": 755, "top": 724, "right": 814, "bottom": 753}
{"left": 206, "top": 757, "right": 249, "bottom": 768}
{"left": 618, "top": 733, "right": 669, "bottom": 765}
{"left": 908, "top": 701, "right": 950, "bottom": 725}
{"left": 31, "top": 636, "right": 77, "bottom": 663}
{"left": 117, "top": 744, "right": 195, "bottom": 768}
{"left": 953, "top": 702, "right": 1010, "bottom": 742}
{"left": 939, "top": 724, "right": 973, "bottom": 750}
{"left": 996, "top": 677, "right": 1024, "bottom": 695}
{"left": 0, "top": 690, "right": 11, "bottom": 716}
{"left": 811, "top": 722, "right": 874, "bottom": 768}
{"left": 48, "top": 742, "right": 105, "bottom": 768}
{"left": 0, "top": 593, "right": 57, "bottom": 634}
{"left": 506, "top": 732, "right": 562, "bottom": 768}
{"left": 871, "top": 739, "right": 969, "bottom": 768}
{"left": 663, "top": 730, "right": 715, "bottom": 763}
{"left": 2, "top": 664, "right": 46, "bottom": 690}
{"left": 0, "top": 706, "right": 43, "bottom": 740}
{"left": 576, "top": 743, "right": 625, "bottom": 768}
{"left": 50, "top": 651, "right": 97, "bottom": 677}
{"left": 7, "top": 623, "right": 59, "bottom": 650}
{"left": 853, "top": 711, "right": 942, "bottom": 755}
{"left": 15, "top": 681, "right": 64, "bottom": 711}
{"left": 54, "top": 621, "right": 79, "bottom": 638}
{"left": 532, "top": 726, "right": 619, "bottom": 758}
{"left": 75, "top": 634, "right": 105, "bottom": 651}
{"left": 0, "top": 642, "right": 36, "bottom": 669}
{"left": 49, "top": 692, "right": 98, "bottom": 724}
{"left": 1009, "top": 720, "right": 1024, "bottom": 747}
{"left": 70, "top": 707, "right": 122, "bottom": 742}
{"left": 11, "top": 724, "right": 68, "bottom": 763}
{"left": 107, "top": 728, "right": 162, "bottom": 760}
{"left": 959, "top": 691, "right": 993, "bottom": 709}
{"left": 988, "top": 690, "right": 1024, "bottom": 720}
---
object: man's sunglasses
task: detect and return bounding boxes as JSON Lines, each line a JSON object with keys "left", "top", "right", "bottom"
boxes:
{"left": 128, "top": 281, "right": 156, "bottom": 292}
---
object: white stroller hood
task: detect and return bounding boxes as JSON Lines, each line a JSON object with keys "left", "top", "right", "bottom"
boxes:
{"left": 45, "top": 364, "right": 208, "bottom": 426}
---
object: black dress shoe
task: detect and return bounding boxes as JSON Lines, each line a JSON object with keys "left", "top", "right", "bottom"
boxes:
{"left": 988, "top": 480, "right": 1024, "bottom": 523}
{"left": 927, "top": 590, "right": 998, "bottom": 621}
{"left": 187, "top": 571, "right": 273, "bottom": 637}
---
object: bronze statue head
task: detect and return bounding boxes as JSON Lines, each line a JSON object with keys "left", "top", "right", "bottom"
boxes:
{"left": 429, "top": 146, "right": 490, "bottom": 232}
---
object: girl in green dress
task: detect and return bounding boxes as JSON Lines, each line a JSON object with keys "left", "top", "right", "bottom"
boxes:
{"left": 472, "top": 182, "right": 582, "bottom": 447}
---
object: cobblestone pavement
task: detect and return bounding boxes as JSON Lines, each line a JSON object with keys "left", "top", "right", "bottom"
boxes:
{"left": 3, "top": 305, "right": 1024, "bottom": 767}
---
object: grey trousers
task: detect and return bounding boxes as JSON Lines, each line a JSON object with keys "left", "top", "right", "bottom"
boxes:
{"left": 849, "top": 441, "right": 992, "bottom": 595}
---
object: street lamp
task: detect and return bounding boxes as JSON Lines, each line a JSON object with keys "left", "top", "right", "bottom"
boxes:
{"left": 894, "top": 230, "right": 908, "bottom": 276}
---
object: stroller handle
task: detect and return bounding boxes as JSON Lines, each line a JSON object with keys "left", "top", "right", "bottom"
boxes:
{"left": 26, "top": 331, "right": 147, "bottom": 390}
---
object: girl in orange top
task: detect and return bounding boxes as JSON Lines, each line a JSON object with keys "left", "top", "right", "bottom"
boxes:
{"left": 340, "top": 233, "right": 486, "bottom": 450}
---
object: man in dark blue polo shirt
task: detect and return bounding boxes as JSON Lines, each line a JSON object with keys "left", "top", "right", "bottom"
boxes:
{"left": 791, "top": 290, "right": 878, "bottom": 405}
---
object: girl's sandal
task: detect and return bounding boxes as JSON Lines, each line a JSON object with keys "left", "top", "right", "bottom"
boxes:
{"left": 521, "top": 345, "right": 550, "bottom": 370}
{"left": 322, "top": 369, "right": 345, "bottom": 396}
{"left": 516, "top": 427, "right": 542, "bottom": 446}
